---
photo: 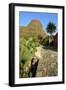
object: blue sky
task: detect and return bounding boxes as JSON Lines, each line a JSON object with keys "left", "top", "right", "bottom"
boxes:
{"left": 19, "top": 11, "right": 58, "bottom": 33}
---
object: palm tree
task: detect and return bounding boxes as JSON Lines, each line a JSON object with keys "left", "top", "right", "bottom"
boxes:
{"left": 46, "top": 22, "right": 56, "bottom": 36}
{"left": 46, "top": 22, "right": 56, "bottom": 46}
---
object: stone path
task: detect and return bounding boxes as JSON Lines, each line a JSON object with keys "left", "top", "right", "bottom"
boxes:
{"left": 35, "top": 46, "right": 58, "bottom": 77}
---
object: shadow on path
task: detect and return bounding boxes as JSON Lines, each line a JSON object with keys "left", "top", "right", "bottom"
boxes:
{"left": 28, "top": 57, "right": 39, "bottom": 77}
{"left": 42, "top": 45, "right": 58, "bottom": 52}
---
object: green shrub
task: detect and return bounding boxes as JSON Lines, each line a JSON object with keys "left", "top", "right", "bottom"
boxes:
{"left": 43, "top": 36, "right": 49, "bottom": 46}
{"left": 19, "top": 37, "right": 40, "bottom": 77}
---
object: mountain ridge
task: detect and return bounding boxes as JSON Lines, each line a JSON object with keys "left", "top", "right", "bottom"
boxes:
{"left": 19, "top": 19, "right": 47, "bottom": 38}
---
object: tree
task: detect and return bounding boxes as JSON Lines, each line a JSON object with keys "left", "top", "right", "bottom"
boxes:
{"left": 46, "top": 22, "right": 56, "bottom": 46}
{"left": 46, "top": 22, "right": 56, "bottom": 36}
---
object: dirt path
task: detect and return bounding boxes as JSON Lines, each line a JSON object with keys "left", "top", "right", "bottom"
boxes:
{"left": 35, "top": 46, "right": 58, "bottom": 77}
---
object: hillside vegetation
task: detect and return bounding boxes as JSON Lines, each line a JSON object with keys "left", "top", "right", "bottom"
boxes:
{"left": 19, "top": 20, "right": 58, "bottom": 78}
